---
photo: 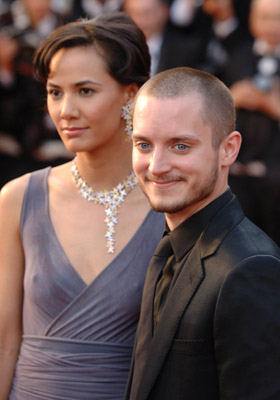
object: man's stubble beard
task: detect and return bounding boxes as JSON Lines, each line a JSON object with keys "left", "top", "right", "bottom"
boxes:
{"left": 138, "top": 161, "right": 219, "bottom": 214}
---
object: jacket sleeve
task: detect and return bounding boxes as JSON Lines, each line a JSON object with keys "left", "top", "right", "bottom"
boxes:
{"left": 214, "top": 255, "right": 280, "bottom": 400}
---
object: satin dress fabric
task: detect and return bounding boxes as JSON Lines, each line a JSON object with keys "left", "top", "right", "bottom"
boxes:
{"left": 9, "top": 167, "right": 164, "bottom": 400}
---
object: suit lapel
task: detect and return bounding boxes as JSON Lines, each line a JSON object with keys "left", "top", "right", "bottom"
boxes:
{"left": 135, "top": 243, "right": 204, "bottom": 400}
{"left": 126, "top": 251, "right": 166, "bottom": 400}
{"left": 134, "top": 196, "right": 245, "bottom": 400}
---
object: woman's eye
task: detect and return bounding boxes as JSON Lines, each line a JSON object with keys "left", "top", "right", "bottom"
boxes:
{"left": 48, "top": 89, "right": 61, "bottom": 98}
{"left": 80, "top": 88, "right": 93, "bottom": 95}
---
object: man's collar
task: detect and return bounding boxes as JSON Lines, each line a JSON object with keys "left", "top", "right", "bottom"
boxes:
{"left": 213, "top": 17, "right": 238, "bottom": 39}
{"left": 166, "top": 189, "right": 233, "bottom": 262}
{"left": 253, "top": 39, "right": 280, "bottom": 58}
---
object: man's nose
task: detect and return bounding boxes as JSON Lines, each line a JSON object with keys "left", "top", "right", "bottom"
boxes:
{"left": 148, "top": 148, "right": 171, "bottom": 176}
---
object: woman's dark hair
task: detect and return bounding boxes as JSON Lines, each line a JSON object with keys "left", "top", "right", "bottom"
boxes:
{"left": 33, "top": 11, "right": 151, "bottom": 87}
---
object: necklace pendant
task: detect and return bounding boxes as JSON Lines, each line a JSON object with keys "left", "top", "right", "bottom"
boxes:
{"left": 107, "top": 243, "right": 115, "bottom": 254}
{"left": 71, "top": 157, "right": 138, "bottom": 254}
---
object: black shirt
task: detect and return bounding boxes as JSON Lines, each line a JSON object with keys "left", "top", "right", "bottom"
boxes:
{"left": 153, "top": 188, "right": 233, "bottom": 329}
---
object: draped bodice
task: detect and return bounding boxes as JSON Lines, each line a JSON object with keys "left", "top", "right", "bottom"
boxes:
{"left": 10, "top": 167, "right": 165, "bottom": 399}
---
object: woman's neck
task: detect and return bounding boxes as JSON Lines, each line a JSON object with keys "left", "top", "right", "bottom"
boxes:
{"left": 74, "top": 143, "right": 133, "bottom": 191}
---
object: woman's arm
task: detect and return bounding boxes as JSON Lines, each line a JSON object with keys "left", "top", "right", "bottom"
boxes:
{"left": 0, "top": 176, "right": 27, "bottom": 399}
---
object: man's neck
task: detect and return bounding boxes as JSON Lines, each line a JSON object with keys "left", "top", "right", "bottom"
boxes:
{"left": 165, "top": 187, "right": 229, "bottom": 231}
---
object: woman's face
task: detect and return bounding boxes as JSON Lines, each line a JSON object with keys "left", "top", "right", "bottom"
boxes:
{"left": 46, "top": 46, "right": 133, "bottom": 154}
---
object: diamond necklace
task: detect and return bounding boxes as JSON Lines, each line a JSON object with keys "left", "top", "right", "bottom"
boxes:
{"left": 71, "top": 157, "right": 138, "bottom": 254}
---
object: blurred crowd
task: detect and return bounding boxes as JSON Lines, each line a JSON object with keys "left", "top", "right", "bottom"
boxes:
{"left": 0, "top": 0, "right": 280, "bottom": 244}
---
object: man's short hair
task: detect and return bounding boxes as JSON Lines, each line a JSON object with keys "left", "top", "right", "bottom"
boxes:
{"left": 135, "top": 67, "right": 236, "bottom": 148}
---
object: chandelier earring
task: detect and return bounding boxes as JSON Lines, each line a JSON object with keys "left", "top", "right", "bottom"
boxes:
{"left": 121, "top": 103, "right": 133, "bottom": 137}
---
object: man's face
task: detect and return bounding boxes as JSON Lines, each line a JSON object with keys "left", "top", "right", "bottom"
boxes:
{"left": 132, "top": 93, "right": 226, "bottom": 227}
{"left": 122, "top": 0, "right": 169, "bottom": 39}
{"left": 22, "top": 0, "right": 51, "bottom": 23}
{"left": 250, "top": 0, "right": 280, "bottom": 47}
{"left": 202, "top": 0, "right": 233, "bottom": 21}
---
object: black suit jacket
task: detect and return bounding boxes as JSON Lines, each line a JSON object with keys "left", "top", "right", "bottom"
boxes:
{"left": 125, "top": 196, "right": 280, "bottom": 399}
{"left": 156, "top": 28, "right": 204, "bottom": 73}
{"left": 197, "top": 21, "right": 252, "bottom": 80}
{"left": 223, "top": 40, "right": 280, "bottom": 245}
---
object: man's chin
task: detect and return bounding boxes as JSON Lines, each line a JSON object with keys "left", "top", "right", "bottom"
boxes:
{"left": 149, "top": 200, "right": 187, "bottom": 214}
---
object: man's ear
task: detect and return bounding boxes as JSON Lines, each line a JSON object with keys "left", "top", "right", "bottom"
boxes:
{"left": 220, "top": 131, "right": 242, "bottom": 167}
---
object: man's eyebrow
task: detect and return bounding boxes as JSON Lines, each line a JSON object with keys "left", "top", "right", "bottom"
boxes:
{"left": 133, "top": 134, "right": 200, "bottom": 142}
{"left": 132, "top": 134, "right": 149, "bottom": 140}
{"left": 169, "top": 135, "right": 200, "bottom": 142}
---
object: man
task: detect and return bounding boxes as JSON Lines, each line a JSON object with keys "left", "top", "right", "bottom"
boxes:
{"left": 223, "top": 0, "right": 280, "bottom": 246}
{"left": 122, "top": 0, "right": 202, "bottom": 75}
{"left": 125, "top": 67, "right": 280, "bottom": 399}
{"left": 198, "top": 0, "right": 252, "bottom": 79}
{"left": 0, "top": 0, "right": 68, "bottom": 188}
{"left": 69, "top": 0, "right": 123, "bottom": 21}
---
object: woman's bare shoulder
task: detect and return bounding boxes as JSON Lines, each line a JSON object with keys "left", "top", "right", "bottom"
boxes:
{"left": 0, "top": 173, "right": 31, "bottom": 214}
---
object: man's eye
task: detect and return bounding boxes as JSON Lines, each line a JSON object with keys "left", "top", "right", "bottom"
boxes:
{"left": 138, "top": 142, "right": 151, "bottom": 150}
{"left": 175, "top": 144, "right": 188, "bottom": 151}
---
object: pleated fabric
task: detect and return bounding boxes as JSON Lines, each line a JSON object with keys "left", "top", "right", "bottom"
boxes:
{"left": 10, "top": 168, "right": 164, "bottom": 400}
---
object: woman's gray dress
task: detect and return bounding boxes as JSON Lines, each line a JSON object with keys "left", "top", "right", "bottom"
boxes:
{"left": 9, "top": 168, "right": 164, "bottom": 399}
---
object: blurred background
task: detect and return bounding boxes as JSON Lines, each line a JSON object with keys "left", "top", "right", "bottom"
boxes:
{"left": 0, "top": 0, "right": 280, "bottom": 245}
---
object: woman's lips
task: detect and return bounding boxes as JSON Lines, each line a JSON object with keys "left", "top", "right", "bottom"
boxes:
{"left": 61, "top": 127, "right": 88, "bottom": 137}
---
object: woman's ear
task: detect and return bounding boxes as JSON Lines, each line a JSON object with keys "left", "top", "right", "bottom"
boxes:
{"left": 125, "top": 83, "right": 139, "bottom": 103}
{"left": 220, "top": 131, "right": 242, "bottom": 167}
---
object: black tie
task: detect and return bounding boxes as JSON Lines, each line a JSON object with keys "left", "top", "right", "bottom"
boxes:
{"left": 129, "top": 234, "right": 173, "bottom": 399}
{"left": 154, "top": 233, "right": 173, "bottom": 257}
{"left": 153, "top": 236, "right": 174, "bottom": 329}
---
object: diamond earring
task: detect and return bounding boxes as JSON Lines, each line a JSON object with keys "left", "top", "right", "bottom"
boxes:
{"left": 121, "top": 103, "right": 133, "bottom": 137}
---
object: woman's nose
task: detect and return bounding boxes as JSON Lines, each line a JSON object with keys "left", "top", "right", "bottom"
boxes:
{"left": 60, "top": 95, "right": 79, "bottom": 119}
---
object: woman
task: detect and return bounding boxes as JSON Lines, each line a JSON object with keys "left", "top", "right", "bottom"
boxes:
{"left": 0, "top": 12, "right": 164, "bottom": 399}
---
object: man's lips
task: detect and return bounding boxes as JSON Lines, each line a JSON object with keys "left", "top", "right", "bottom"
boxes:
{"left": 146, "top": 178, "right": 183, "bottom": 188}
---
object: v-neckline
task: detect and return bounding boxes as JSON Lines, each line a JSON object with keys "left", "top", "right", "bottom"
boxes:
{"left": 44, "top": 168, "right": 153, "bottom": 287}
